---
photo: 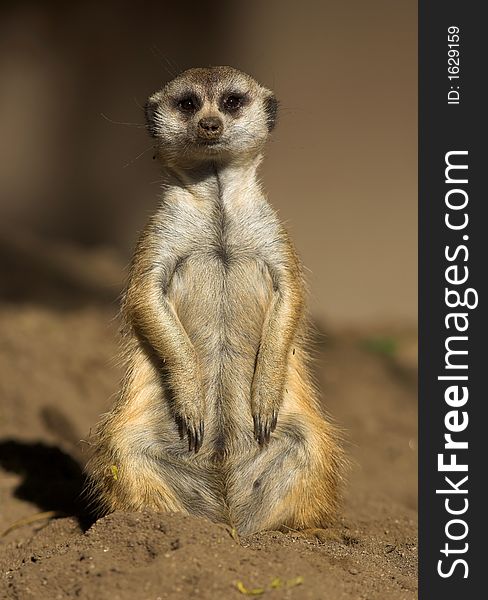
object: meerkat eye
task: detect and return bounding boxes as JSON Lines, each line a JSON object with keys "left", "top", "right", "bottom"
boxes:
{"left": 177, "top": 96, "right": 198, "bottom": 112}
{"left": 222, "top": 95, "right": 244, "bottom": 112}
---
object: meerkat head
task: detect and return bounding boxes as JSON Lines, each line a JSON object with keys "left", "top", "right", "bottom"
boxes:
{"left": 145, "top": 66, "right": 278, "bottom": 167}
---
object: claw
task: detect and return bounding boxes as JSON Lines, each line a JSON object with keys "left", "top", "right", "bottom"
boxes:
{"left": 253, "top": 414, "right": 275, "bottom": 447}
{"left": 193, "top": 421, "right": 202, "bottom": 453}
{"left": 271, "top": 411, "right": 278, "bottom": 432}
{"left": 187, "top": 424, "right": 195, "bottom": 452}
{"left": 194, "top": 421, "right": 204, "bottom": 453}
{"left": 178, "top": 417, "right": 188, "bottom": 440}
{"left": 178, "top": 416, "right": 204, "bottom": 453}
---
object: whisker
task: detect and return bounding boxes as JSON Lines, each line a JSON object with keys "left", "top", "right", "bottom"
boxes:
{"left": 149, "top": 179, "right": 168, "bottom": 187}
{"left": 150, "top": 45, "right": 181, "bottom": 78}
{"left": 133, "top": 97, "right": 146, "bottom": 112}
{"left": 100, "top": 112, "right": 146, "bottom": 128}
{"left": 122, "top": 145, "right": 155, "bottom": 169}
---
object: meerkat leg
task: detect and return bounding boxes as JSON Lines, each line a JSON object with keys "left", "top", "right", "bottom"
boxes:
{"left": 124, "top": 253, "right": 206, "bottom": 452}
{"left": 90, "top": 440, "right": 224, "bottom": 522}
{"left": 251, "top": 256, "right": 304, "bottom": 445}
{"left": 226, "top": 418, "right": 341, "bottom": 535}
{"left": 87, "top": 348, "right": 224, "bottom": 521}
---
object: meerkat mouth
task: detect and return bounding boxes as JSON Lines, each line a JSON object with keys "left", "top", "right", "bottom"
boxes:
{"left": 198, "top": 139, "right": 222, "bottom": 146}
{"left": 196, "top": 139, "right": 225, "bottom": 152}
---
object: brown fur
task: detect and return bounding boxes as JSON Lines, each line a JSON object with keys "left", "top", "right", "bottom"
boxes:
{"left": 86, "top": 66, "right": 344, "bottom": 534}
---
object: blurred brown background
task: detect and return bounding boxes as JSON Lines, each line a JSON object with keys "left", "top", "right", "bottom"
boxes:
{"left": 0, "top": 0, "right": 417, "bottom": 325}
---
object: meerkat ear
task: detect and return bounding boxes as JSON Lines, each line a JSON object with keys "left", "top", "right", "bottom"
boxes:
{"left": 263, "top": 93, "right": 279, "bottom": 132}
{"left": 144, "top": 96, "right": 159, "bottom": 138}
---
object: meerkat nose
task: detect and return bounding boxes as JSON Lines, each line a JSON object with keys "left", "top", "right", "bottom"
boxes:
{"left": 197, "top": 116, "right": 223, "bottom": 140}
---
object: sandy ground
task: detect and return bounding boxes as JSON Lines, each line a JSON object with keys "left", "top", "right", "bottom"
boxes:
{"left": 0, "top": 242, "right": 417, "bottom": 599}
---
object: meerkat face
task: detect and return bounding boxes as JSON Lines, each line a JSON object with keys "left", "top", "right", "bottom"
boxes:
{"left": 145, "top": 66, "right": 278, "bottom": 167}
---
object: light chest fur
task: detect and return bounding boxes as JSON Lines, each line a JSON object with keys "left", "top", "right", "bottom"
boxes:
{"left": 141, "top": 163, "right": 285, "bottom": 459}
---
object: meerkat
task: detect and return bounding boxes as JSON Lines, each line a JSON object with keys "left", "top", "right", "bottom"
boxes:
{"left": 86, "top": 66, "right": 344, "bottom": 535}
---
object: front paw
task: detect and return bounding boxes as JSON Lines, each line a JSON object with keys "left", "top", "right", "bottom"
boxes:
{"left": 251, "top": 376, "right": 280, "bottom": 446}
{"left": 252, "top": 409, "right": 278, "bottom": 446}
{"left": 176, "top": 409, "right": 204, "bottom": 453}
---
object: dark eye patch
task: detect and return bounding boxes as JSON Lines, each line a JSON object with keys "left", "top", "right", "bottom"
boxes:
{"left": 220, "top": 92, "right": 249, "bottom": 113}
{"left": 174, "top": 93, "right": 201, "bottom": 113}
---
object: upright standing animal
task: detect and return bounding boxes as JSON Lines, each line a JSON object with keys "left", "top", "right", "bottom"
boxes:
{"left": 87, "top": 66, "right": 343, "bottom": 534}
